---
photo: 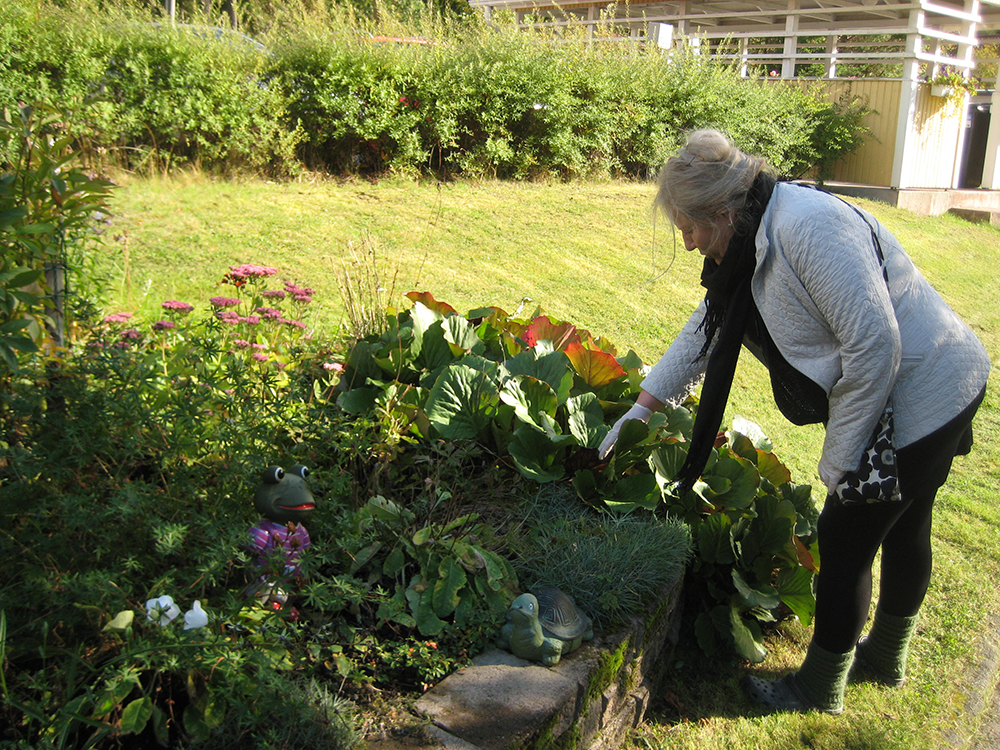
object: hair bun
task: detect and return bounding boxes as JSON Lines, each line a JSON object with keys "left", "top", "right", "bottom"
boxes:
{"left": 682, "top": 129, "right": 733, "bottom": 164}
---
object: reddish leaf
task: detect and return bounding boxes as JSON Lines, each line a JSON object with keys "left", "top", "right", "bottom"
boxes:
{"left": 564, "top": 342, "right": 625, "bottom": 389}
{"left": 793, "top": 536, "right": 818, "bottom": 572}
{"left": 405, "top": 292, "right": 458, "bottom": 316}
{"left": 580, "top": 332, "right": 618, "bottom": 356}
{"left": 525, "top": 316, "right": 579, "bottom": 350}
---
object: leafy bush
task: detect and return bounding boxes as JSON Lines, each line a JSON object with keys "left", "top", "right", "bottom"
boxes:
{"left": 339, "top": 293, "right": 818, "bottom": 662}
{"left": 1, "top": 0, "right": 871, "bottom": 179}
{"left": 0, "top": 101, "right": 114, "bottom": 371}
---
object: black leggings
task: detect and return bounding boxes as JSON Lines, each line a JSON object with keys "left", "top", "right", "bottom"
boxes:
{"left": 812, "top": 389, "right": 985, "bottom": 654}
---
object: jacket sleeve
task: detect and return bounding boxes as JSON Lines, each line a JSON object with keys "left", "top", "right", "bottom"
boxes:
{"left": 776, "top": 206, "right": 901, "bottom": 492}
{"left": 640, "top": 301, "right": 713, "bottom": 407}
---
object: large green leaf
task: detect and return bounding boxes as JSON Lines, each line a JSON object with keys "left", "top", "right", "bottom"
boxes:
{"left": 499, "top": 375, "right": 558, "bottom": 433}
{"left": 566, "top": 392, "right": 606, "bottom": 449}
{"left": 605, "top": 472, "right": 659, "bottom": 512}
{"left": 742, "top": 495, "right": 797, "bottom": 563}
{"left": 502, "top": 349, "right": 574, "bottom": 403}
{"left": 757, "top": 450, "right": 792, "bottom": 487}
{"left": 703, "top": 454, "right": 760, "bottom": 509}
{"left": 732, "top": 568, "right": 780, "bottom": 609}
{"left": 442, "top": 314, "right": 486, "bottom": 356}
{"left": 413, "top": 587, "right": 447, "bottom": 636}
{"left": 697, "top": 513, "right": 735, "bottom": 564}
{"left": 337, "top": 386, "right": 379, "bottom": 414}
{"left": 508, "top": 425, "right": 565, "bottom": 482}
{"left": 730, "top": 604, "right": 768, "bottom": 663}
{"left": 433, "top": 556, "right": 466, "bottom": 618}
{"left": 415, "top": 319, "right": 455, "bottom": 370}
{"left": 650, "top": 442, "right": 688, "bottom": 491}
{"left": 777, "top": 566, "right": 816, "bottom": 625}
{"left": 425, "top": 364, "right": 498, "bottom": 439}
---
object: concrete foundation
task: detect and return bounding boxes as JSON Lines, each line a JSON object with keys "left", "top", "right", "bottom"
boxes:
{"left": 819, "top": 182, "right": 1000, "bottom": 218}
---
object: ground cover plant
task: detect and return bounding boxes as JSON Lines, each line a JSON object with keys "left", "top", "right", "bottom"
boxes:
{"left": 67, "top": 174, "right": 999, "bottom": 750}
{"left": 1, "top": 0, "right": 870, "bottom": 181}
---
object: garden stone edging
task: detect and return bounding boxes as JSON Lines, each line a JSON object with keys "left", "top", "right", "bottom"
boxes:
{"left": 414, "top": 572, "right": 684, "bottom": 750}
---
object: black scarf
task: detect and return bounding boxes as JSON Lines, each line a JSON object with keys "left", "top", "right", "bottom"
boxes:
{"left": 674, "top": 172, "right": 776, "bottom": 493}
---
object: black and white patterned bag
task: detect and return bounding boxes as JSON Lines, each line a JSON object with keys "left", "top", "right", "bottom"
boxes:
{"left": 831, "top": 406, "right": 901, "bottom": 505}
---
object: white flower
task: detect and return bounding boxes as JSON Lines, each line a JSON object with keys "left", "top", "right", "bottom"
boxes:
{"left": 145, "top": 595, "right": 181, "bottom": 626}
{"left": 183, "top": 600, "right": 209, "bottom": 630}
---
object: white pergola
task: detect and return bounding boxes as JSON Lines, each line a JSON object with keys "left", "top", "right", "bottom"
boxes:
{"left": 468, "top": 0, "right": 1000, "bottom": 190}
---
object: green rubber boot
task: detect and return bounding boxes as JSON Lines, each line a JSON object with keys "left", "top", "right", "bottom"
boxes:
{"left": 855, "top": 609, "right": 919, "bottom": 687}
{"left": 794, "top": 642, "right": 854, "bottom": 714}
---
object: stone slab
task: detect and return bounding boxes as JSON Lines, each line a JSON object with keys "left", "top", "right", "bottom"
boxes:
{"left": 415, "top": 647, "right": 598, "bottom": 750}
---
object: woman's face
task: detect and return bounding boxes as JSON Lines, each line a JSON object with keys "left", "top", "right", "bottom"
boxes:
{"left": 674, "top": 213, "right": 734, "bottom": 264}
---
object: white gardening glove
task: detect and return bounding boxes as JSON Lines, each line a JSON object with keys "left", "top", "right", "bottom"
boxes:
{"left": 599, "top": 403, "right": 653, "bottom": 459}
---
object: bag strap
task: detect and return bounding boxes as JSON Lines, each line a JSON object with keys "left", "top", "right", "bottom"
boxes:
{"left": 790, "top": 182, "right": 888, "bottom": 283}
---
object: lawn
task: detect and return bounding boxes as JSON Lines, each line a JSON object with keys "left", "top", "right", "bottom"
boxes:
{"left": 106, "top": 173, "right": 1000, "bottom": 750}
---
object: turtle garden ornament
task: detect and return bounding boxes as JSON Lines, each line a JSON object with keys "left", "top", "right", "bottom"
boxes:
{"left": 497, "top": 586, "right": 594, "bottom": 666}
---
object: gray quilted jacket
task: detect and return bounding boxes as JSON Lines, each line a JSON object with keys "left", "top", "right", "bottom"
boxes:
{"left": 641, "top": 182, "right": 990, "bottom": 491}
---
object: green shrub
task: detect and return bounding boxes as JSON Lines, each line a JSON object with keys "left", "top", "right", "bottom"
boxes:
{"left": 0, "top": 101, "right": 115, "bottom": 372}
{"left": 1, "top": 0, "right": 871, "bottom": 179}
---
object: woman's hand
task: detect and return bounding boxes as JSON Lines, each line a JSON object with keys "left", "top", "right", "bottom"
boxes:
{"left": 598, "top": 403, "right": 653, "bottom": 458}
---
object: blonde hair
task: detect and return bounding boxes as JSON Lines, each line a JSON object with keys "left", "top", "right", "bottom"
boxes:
{"left": 655, "top": 130, "right": 770, "bottom": 236}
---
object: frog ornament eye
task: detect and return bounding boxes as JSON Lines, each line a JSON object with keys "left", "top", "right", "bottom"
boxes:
{"left": 253, "top": 464, "right": 316, "bottom": 524}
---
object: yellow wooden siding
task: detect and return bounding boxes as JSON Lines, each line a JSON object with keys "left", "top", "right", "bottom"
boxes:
{"left": 907, "top": 86, "right": 966, "bottom": 188}
{"left": 824, "top": 80, "right": 899, "bottom": 186}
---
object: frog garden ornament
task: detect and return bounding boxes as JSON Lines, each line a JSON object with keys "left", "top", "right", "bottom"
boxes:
{"left": 248, "top": 465, "right": 315, "bottom": 606}
{"left": 497, "top": 586, "right": 594, "bottom": 667}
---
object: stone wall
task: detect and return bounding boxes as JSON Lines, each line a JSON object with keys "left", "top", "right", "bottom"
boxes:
{"left": 414, "top": 572, "right": 684, "bottom": 750}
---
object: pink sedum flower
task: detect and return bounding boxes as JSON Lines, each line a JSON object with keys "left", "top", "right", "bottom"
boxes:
{"left": 104, "top": 312, "right": 134, "bottom": 324}
{"left": 161, "top": 300, "right": 193, "bottom": 314}
{"left": 209, "top": 296, "right": 240, "bottom": 308}
{"left": 152, "top": 320, "right": 176, "bottom": 331}
{"left": 228, "top": 264, "right": 278, "bottom": 280}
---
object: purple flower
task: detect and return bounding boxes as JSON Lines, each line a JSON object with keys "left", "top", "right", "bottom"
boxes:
{"left": 161, "top": 300, "right": 193, "bottom": 314}
{"left": 234, "top": 339, "right": 251, "bottom": 349}
{"left": 256, "top": 307, "right": 283, "bottom": 320}
{"left": 292, "top": 294, "right": 313, "bottom": 304}
{"left": 121, "top": 329, "right": 141, "bottom": 340}
{"left": 284, "top": 282, "right": 315, "bottom": 299}
{"left": 209, "top": 296, "right": 241, "bottom": 308}
{"left": 323, "top": 362, "right": 345, "bottom": 373}
{"left": 252, "top": 343, "right": 267, "bottom": 350}
{"left": 240, "top": 315, "right": 262, "bottom": 326}
{"left": 252, "top": 352, "right": 269, "bottom": 362}
{"left": 262, "top": 290, "right": 286, "bottom": 300}
{"left": 217, "top": 310, "right": 240, "bottom": 322}
{"left": 152, "top": 320, "right": 176, "bottom": 331}
{"left": 284, "top": 319, "right": 306, "bottom": 330}
{"left": 103, "top": 312, "right": 134, "bottom": 324}
{"left": 228, "top": 264, "right": 279, "bottom": 280}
